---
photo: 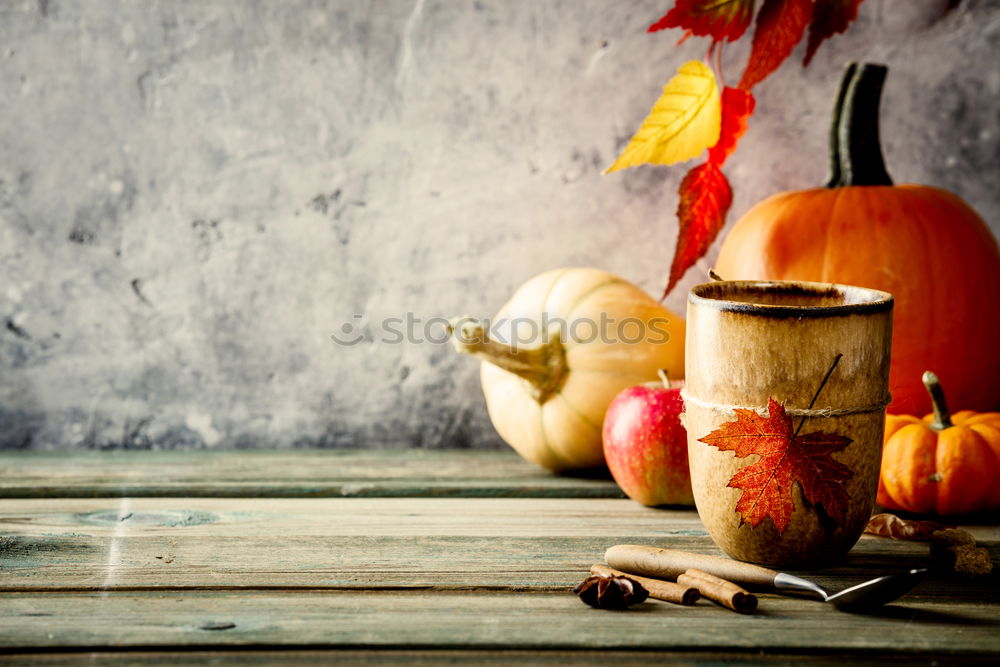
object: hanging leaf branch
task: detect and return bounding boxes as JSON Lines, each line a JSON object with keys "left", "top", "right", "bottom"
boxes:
{"left": 603, "top": 61, "right": 722, "bottom": 173}
{"left": 607, "top": 0, "right": 866, "bottom": 298}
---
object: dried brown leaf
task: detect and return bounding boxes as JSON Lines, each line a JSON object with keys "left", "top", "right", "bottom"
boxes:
{"left": 864, "top": 513, "right": 951, "bottom": 541}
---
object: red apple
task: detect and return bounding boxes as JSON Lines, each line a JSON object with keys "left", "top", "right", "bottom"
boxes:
{"left": 602, "top": 374, "right": 694, "bottom": 506}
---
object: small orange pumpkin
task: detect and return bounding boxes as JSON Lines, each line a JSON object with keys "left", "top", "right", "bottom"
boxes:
{"left": 714, "top": 63, "right": 1000, "bottom": 415}
{"left": 877, "top": 371, "right": 1000, "bottom": 515}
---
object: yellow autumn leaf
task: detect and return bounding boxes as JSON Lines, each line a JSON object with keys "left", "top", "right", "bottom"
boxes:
{"left": 604, "top": 61, "right": 721, "bottom": 173}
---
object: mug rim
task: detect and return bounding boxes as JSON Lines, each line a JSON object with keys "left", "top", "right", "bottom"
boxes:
{"left": 689, "top": 279, "right": 893, "bottom": 318}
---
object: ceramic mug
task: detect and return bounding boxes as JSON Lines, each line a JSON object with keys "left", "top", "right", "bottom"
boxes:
{"left": 684, "top": 280, "right": 893, "bottom": 567}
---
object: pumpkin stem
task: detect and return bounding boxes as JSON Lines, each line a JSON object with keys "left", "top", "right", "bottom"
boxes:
{"left": 922, "top": 371, "right": 954, "bottom": 430}
{"left": 824, "top": 63, "right": 856, "bottom": 188}
{"left": 448, "top": 317, "right": 568, "bottom": 404}
{"left": 826, "top": 62, "right": 893, "bottom": 188}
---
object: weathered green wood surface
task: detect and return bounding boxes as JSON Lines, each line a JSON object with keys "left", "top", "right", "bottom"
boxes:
{"left": 1, "top": 452, "right": 998, "bottom": 663}
{"left": 0, "top": 450, "right": 623, "bottom": 498}
{"left": 0, "top": 498, "right": 996, "bottom": 593}
{"left": 2, "top": 590, "right": 999, "bottom": 654}
{"left": 7, "top": 652, "right": 994, "bottom": 667}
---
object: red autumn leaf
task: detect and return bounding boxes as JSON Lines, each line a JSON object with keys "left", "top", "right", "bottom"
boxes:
{"left": 804, "top": 0, "right": 865, "bottom": 66}
{"left": 648, "top": 0, "right": 757, "bottom": 43}
{"left": 663, "top": 161, "right": 732, "bottom": 298}
{"left": 699, "top": 397, "right": 853, "bottom": 534}
{"left": 707, "top": 87, "right": 756, "bottom": 165}
{"left": 738, "top": 0, "right": 812, "bottom": 90}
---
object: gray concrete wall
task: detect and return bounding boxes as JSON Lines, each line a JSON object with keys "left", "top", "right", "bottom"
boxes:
{"left": 1, "top": 0, "right": 997, "bottom": 450}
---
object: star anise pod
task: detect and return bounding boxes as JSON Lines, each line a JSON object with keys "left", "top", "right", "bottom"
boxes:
{"left": 574, "top": 574, "right": 649, "bottom": 609}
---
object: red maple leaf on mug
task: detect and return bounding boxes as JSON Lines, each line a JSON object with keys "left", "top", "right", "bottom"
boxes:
{"left": 699, "top": 397, "right": 853, "bottom": 533}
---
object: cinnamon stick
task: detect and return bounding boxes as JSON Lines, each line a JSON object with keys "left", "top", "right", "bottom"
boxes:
{"left": 591, "top": 564, "right": 700, "bottom": 606}
{"left": 677, "top": 568, "right": 757, "bottom": 613}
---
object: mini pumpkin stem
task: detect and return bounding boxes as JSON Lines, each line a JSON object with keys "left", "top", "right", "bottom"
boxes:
{"left": 922, "top": 371, "right": 954, "bottom": 430}
{"left": 448, "top": 317, "right": 568, "bottom": 404}
{"left": 825, "top": 62, "right": 893, "bottom": 188}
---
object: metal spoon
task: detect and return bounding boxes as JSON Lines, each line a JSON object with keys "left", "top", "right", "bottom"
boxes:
{"left": 773, "top": 568, "right": 928, "bottom": 610}
{"left": 605, "top": 545, "right": 928, "bottom": 611}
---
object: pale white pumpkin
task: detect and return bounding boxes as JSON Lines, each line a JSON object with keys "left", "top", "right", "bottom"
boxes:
{"left": 451, "top": 267, "right": 685, "bottom": 471}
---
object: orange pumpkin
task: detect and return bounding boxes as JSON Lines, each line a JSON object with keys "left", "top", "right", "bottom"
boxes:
{"left": 714, "top": 63, "right": 1000, "bottom": 415}
{"left": 877, "top": 371, "right": 1000, "bottom": 515}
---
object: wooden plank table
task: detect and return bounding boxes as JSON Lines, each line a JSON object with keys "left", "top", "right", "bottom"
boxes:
{"left": 1, "top": 450, "right": 998, "bottom": 664}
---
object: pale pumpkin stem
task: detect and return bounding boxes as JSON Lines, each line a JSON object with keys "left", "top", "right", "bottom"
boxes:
{"left": 922, "top": 371, "right": 954, "bottom": 430}
{"left": 448, "top": 317, "right": 568, "bottom": 404}
{"left": 826, "top": 62, "right": 893, "bottom": 188}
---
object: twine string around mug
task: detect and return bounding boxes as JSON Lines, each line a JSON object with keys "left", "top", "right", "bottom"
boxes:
{"left": 679, "top": 391, "right": 892, "bottom": 418}
{"left": 681, "top": 353, "right": 891, "bottom": 422}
